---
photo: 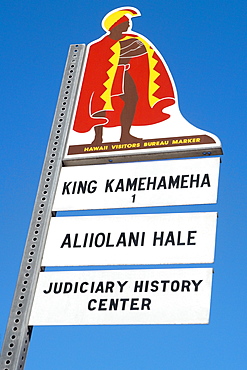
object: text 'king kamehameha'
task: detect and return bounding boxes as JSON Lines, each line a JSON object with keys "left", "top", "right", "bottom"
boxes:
{"left": 61, "top": 173, "right": 210, "bottom": 195}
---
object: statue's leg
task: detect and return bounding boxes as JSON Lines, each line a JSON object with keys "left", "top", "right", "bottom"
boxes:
{"left": 91, "top": 111, "right": 105, "bottom": 145}
{"left": 120, "top": 71, "right": 141, "bottom": 142}
{"left": 91, "top": 126, "right": 103, "bottom": 145}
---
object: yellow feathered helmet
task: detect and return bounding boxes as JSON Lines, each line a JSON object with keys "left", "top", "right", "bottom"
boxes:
{"left": 102, "top": 6, "right": 141, "bottom": 32}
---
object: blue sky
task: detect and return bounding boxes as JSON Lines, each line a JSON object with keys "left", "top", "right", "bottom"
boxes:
{"left": 1, "top": 0, "right": 247, "bottom": 369}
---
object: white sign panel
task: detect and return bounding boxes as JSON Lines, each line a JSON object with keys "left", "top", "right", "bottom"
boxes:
{"left": 53, "top": 157, "right": 220, "bottom": 211}
{"left": 42, "top": 212, "right": 217, "bottom": 266}
{"left": 29, "top": 268, "right": 213, "bottom": 325}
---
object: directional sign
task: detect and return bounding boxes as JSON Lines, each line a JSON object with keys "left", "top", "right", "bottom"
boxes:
{"left": 29, "top": 268, "right": 213, "bottom": 325}
{"left": 53, "top": 157, "right": 220, "bottom": 211}
{"left": 42, "top": 212, "right": 217, "bottom": 266}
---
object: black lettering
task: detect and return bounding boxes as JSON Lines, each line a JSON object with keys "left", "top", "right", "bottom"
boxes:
{"left": 88, "top": 299, "right": 96, "bottom": 311}
{"left": 89, "top": 233, "right": 94, "bottom": 248}
{"left": 90, "top": 282, "right": 95, "bottom": 293}
{"left": 72, "top": 182, "right": 77, "bottom": 194}
{"left": 62, "top": 182, "right": 72, "bottom": 194}
{"left": 126, "top": 178, "right": 137, "bottom": 191}
{"left": 105, "top": 179, "right": 114, "bottom": 192}
{"left": 192, "top": 280, "right": 203, "bottom": 291}
{"left": 116, "top": 233, "right": 126, "bottom": 247}
{"left": 141, "top": 232, "right": 145, "bottom": 246}
{"left": 120, "top": 298, "right": 129, "bottom": 310}
{"left": 95, "top": 281, "right": 104, "bottom": 293}
{"left": 147, "top": 177, "right": 157, "bottom": 190}
{"left": 134, "top": 280, "right": 143, "bottom": 292}
{"left": 74, "top": 282, "right": 78, "bottom": 293}
{"left": 117, "top": 281, "right": 128, "bottom": 293}
{"left": 98, "top": 299, "right": 107, "bottom": 310}
{"left": 109, "top": 299, "right": 118, "bottom": 310}
{"left": 153, "top": 231, "right": 164, "bottom": 246}
{"left": 70, "top": 181, "right": 76, "bottom": 194}
{"left": 43, "top": 282, "right": 53, "bottom": 294}
{"left": 115, "top": 179, "right": 124, "bottom": 192}
{"left": 54, "top": 282, "right": 63, "bottom": 294}
{"left": 141, "top": 298, "right": 151, "bottom": 310}
{"left": 60, "top": 234, "right": 71, "bottom": 248}
{"left": 63, "top": 282, "right": 73, "bottom": 293}
{"left": 201, "top": 174, "right": 210, "bottom": 187}
{"left": 157, "top": 176, "right": 166, "bottom": 190}
{"left": 105, "top": 281, "right": 114, "bottom": 293}
{"left": 77, "top": 181, "right": 87, "bottom": 194}
{"left": 144, "top": 281, "right": 149, "bottom": 292}
{"left": 73, "top": 233, "right": 81, "bottom": 248}
{"left": 80, "top": 282, "right": 88, "bottom": 293}
{"left": 83, "top": 233, "right": 88, "bottom": 248}
{"left": 128, "top": 232, "right": 140, "bottom": 246}
{"left": 181, "top": 175, "right": 189, "bottom": 188}
{"left": 150, "top": 280, "right": 159, "bottom": 292}
{"left": 165, "top": 231, "right": 175, "bottom": 246}
{"left": 188, "top": 231, "right": 197, "bottom": 245}
{"left": 106, "top": 233, "right": 114, "bottom": 247}
{"left": 181, "top": 280, "right": 191, "bottom": 292}
{"left": 88, "top": 180, "right": 97, "bottom": 193}
{"left": 130, "top": 298, "right": 139, "bottom": 310}
{"left": 161, "top": 280, "right": 170, "bottom": 292}
{"left": 95, "top": 233, "right": 105, "bottom": 248}
{"left": 168, "top": 175, "right": 180, "bottom": 188}
{"left": 138, "top": 177, "right": 147, "bottom": 190}
{"left": 171, "top": 280, "right": 180, "bottom": 292}
{"left": 177, "top": 231, "right": 185, "bottom": 245}
{"left": 190, "top": 174, "right": 200, "bottom": 187}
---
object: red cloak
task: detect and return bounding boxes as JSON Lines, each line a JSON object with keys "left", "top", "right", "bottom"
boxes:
{"left": 73, "top": 34, "right": 175, "bottom": 133}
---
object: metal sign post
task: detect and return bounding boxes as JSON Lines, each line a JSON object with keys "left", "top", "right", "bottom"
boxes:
{"left": 0, "top": 44, "right": 86, "bottom": 370}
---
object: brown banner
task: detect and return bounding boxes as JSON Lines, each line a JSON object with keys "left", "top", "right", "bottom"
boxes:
{"left": 68, "top": 135, "right": 215, "bottom": 155}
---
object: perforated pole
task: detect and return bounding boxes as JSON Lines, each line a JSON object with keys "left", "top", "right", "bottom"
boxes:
{"left": 0, "top": 44, "right": 86, "bottom": 370}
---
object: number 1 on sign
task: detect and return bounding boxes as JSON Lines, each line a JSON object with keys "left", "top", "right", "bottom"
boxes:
{"left": 132, "top": 194, "right": 136, "bottom": 203}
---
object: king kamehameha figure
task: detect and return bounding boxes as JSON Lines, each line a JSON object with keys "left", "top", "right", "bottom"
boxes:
{"left": 73, "top": 7, "right": 175, "bottom": 144}
{"left": 69, "top": 6, "right": 221, "bottom": 155}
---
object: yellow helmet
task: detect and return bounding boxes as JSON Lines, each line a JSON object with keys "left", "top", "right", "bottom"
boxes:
{"left": 102, "top": 7, "right": 141, "bottom": 31}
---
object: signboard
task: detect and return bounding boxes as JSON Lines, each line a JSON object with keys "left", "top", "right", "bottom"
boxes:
{"left": 29, "top": 268, "right": 213, "bottom": 325}
{"left": 1, "top": 8, "right": 222, "bottom": 368}
{"left": 53, "top": 157, "right": 220, "bottom": 211}
{"left": 63, "top": 7, "right": 222, "bottom": 165}
{"left": 42, "top": 212, "right": 217, "bottom": 266}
